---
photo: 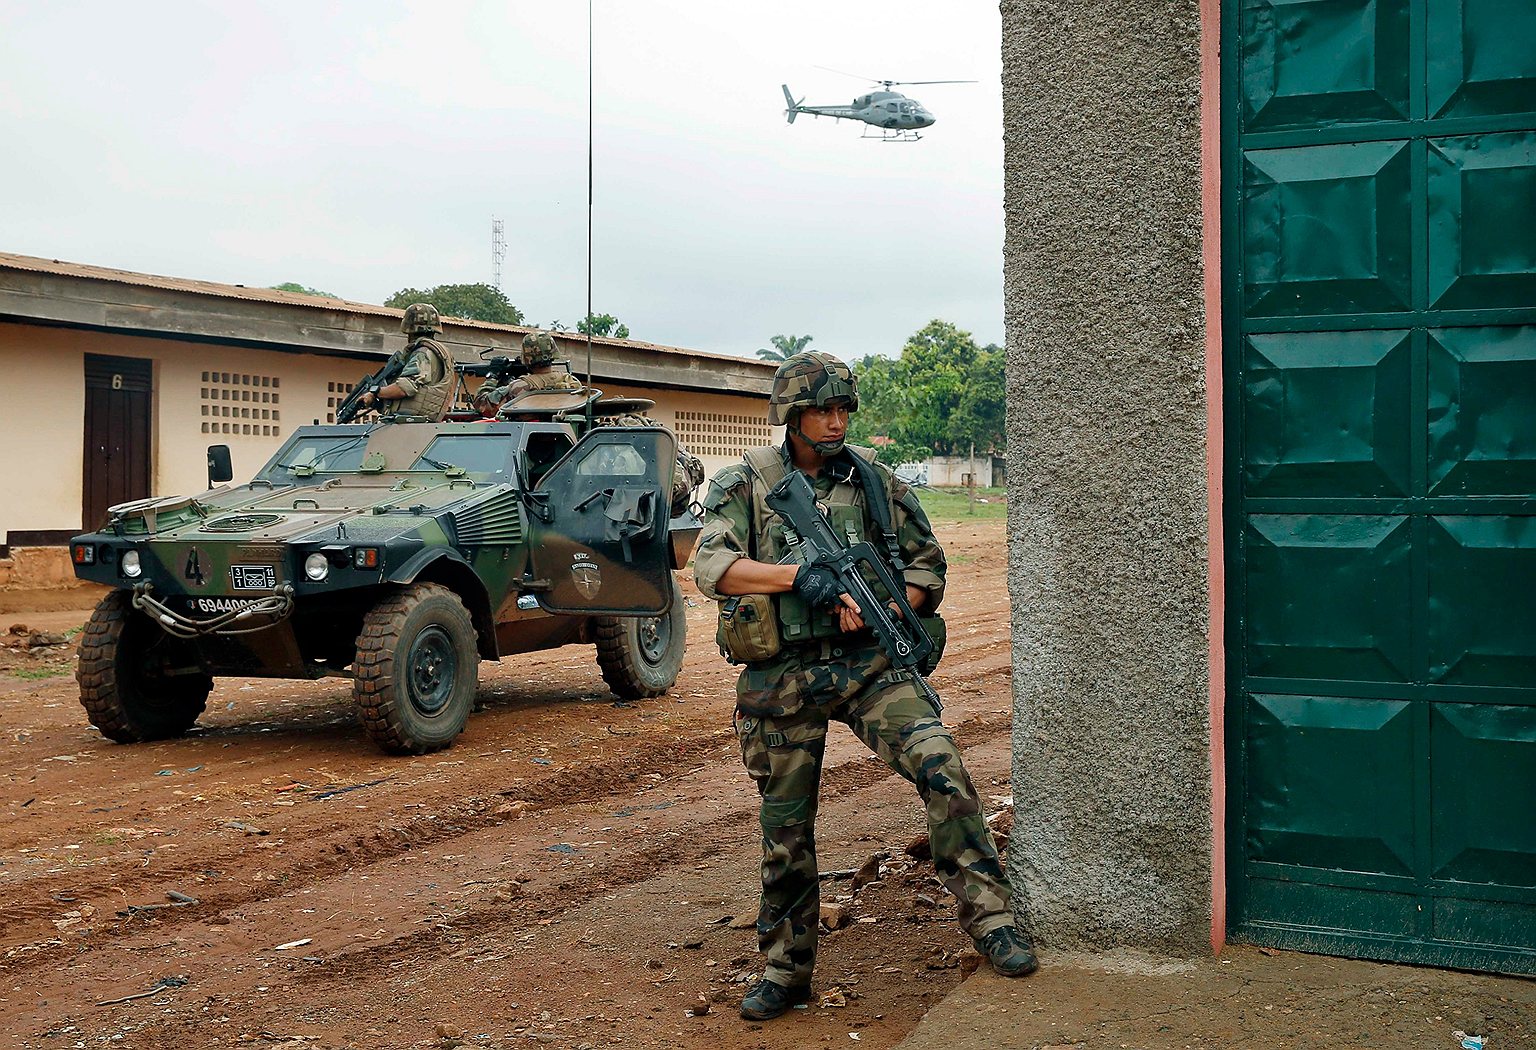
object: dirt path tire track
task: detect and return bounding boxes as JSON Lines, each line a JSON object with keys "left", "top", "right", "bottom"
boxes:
{"left": 2, "top": 639, "right": 1010, "bottom": 966}
{"left": 1, "top": 700, "right": 1013, "bottom": 989}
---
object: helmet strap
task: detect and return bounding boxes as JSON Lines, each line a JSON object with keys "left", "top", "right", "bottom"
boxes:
{"left": 787, "top": 421, "right": 846, "bottom": 458}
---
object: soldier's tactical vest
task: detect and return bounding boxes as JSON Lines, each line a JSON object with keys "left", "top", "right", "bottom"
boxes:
{"left": 522, "top": 368, "right": 583, "bottom": 393}
{"left": 742, "top": 445, "right": 898, "bottom": 647}
{"left": 393, "top": 338, "right": 457, "bottom": 422}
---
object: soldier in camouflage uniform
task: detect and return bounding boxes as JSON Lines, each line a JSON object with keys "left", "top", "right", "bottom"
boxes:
{"left": 473, "top": 331, "right": 584, "bottom": 416}
{"left": 694, "top": 351, "right": 1036, "bottom": 1022}
{"left": 362, "top": 303, "right": 457, "bottom": 421}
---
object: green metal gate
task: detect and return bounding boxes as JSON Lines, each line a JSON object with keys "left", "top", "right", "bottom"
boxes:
{"left": 1224, "top": 0, "right": 1536, "bottom": 972}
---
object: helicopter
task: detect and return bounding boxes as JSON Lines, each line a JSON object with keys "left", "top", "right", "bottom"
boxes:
{"left": 781, "top": 71, "right": 975, "bottom": 141}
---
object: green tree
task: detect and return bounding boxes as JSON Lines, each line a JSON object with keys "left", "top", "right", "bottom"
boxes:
{"left": 270, "top": 281, "right": 337, "bottom": 298}
{"left": 384, "top": 283, "right": 524, "bottom": 325}
{"left": 575, "top": 313, "right": 631, "bottom": 339}
{"left": 848, "top": 320, "right": 1005, "bottom": 459}
{"left": 954, "top": 343, "right": 1007, "bottom": 454}
{"left": 866, "top": 433, "right": 939, "bottom": 468}
{"left": 757, "top": 333, "right": 813, "bottom": 362}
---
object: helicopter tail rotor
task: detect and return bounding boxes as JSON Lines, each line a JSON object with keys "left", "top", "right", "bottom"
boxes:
{"left": 782, "top": 84, "right": 802, "bottom": 123}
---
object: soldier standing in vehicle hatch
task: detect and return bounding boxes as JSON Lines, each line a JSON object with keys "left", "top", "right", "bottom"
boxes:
{"left": 693, "top": 351, "right": 1036, "bottom": 1022}
{"left": 472, "top": 331, "right": 583, "bottom": 416}
{"left": 361, "top": 303, "right": 457, "bottom": 422}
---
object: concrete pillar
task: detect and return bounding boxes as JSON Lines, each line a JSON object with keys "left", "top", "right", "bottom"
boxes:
{"left": 1000, "top": 0, "right": 1215, "bottom": 953}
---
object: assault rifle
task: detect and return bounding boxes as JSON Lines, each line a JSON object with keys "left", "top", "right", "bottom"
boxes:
{"left": 334, "top": 355, "right": 407, "bottom": 424}
{"left": 458, "top": 352, "right": 532, "bottom": 388}
{"left": 765, "top": 469, "right": 941, "bottom": 708}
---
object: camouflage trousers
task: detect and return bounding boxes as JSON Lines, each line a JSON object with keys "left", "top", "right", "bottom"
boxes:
{"left": 734, "top": 641, "right": 1014, "bottom": 988}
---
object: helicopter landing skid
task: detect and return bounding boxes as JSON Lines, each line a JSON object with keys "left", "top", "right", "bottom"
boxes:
{"left": 862, "top": 128, "right": 922, "bottom": 142}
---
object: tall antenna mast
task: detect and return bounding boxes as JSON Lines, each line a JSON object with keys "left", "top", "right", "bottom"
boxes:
{"left": 491, "top": 217, "right": 506, "bottom": 290}
{"left": 584, "top": 0, "right": 594, "bottom": 412}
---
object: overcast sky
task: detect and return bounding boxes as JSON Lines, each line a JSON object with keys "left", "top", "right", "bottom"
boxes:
{"left": 1, "top": 2, "right": 1004, "bottom": 360}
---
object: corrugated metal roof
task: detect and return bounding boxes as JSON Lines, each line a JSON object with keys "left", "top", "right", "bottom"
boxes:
{"left": 0, "top": 250, "right": 773, "bottom": 372}
{"left": 0, "top": 250, "right": 396, "bottom": 314}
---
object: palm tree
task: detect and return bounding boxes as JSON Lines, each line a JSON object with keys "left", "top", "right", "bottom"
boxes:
{"left": 756, "top": 334, "right": 813, "bottom": 362}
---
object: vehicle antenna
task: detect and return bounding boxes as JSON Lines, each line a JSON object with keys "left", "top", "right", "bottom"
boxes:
{"left": 584, "top": 0, "right": 595, "bottom": 428}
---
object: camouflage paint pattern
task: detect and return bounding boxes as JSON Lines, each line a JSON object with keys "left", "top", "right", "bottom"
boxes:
{"left": 766, "top": 351, "right": 860, "bottom": 426}
{"left": 588, "top": 412, "right": 704, "bottom": 516}
{"left": 520, "top": 331, "right": 559, "bottom": 366}
{"left": 399, "top": 302, "right": 443, "bottom": 335}
{"left": 72, "top": 418, "right": 679, "bottom": 676}
{"left": 736, "top": 644, "right": 1014, "bottom": 987}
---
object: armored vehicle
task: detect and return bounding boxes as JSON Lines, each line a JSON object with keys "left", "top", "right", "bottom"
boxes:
{"left": 69, "top": 409, "right": 698, "bottom": 753}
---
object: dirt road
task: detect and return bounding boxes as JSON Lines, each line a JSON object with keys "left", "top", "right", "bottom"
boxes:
{"left": 0, "top": 519, "right": 1016, "bottom": 1050}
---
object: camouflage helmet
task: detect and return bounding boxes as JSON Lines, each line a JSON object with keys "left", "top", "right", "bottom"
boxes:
{"left": 400, "top": 303, "right": 442, "bottom": 336}
{"left": 767, "top": 351, "right": 859, "bottom": 426}
{"left": 521, "top": 332, "right": 559, "bottom": 367}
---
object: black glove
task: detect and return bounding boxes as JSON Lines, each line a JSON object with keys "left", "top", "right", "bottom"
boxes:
{"left": 793, "top": 563, "right": 844, "bottom": 609}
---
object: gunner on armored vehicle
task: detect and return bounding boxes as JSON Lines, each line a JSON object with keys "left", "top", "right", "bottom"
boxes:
{"left": 473, "top": 331, "right": 583, "bottom": 417}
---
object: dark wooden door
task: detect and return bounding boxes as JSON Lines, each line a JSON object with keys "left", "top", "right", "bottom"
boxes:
{"left": 83, "top": 354, "right": 152, "bottom": 531}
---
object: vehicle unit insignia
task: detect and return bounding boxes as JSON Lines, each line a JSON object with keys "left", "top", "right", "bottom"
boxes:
{"left": 570, "top": 560, "right": 602, "bottom": 599}
{"left": 230, "top": 565, "right": 277, "bottom": 591}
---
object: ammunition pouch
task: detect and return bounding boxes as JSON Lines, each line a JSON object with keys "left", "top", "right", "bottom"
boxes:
{"left": 765, "top": 505, "right": 872, "bottom": 646}
{"left": 716, "top": 593, "right": 782, "bottom": 664}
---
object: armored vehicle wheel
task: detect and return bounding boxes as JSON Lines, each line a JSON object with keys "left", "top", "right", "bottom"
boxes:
{"left": 354, "top": 582, "right": 479, "bottom": 754}
{"left": 77, "top": 591, "right": 213, "bottom": 743}
{"left": 595, "top": 576, "right": 686, "bottom": 700}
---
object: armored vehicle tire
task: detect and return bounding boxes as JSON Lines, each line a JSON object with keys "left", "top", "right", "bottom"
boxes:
{"left": 354, "top": 582, "right": 479, "bottom": 754}
{"left": 595, "top": 576, "right": 686, "bottom": 700}
{"left": 77, "top": 591, "right": 213, "bottom": 743}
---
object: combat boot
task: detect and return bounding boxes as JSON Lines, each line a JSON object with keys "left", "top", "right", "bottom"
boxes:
{"left": 739, "top": 978, "right": 813, "bottom": 1020}
{"left": 975, "top": 926, "right": 1039, "bottom": 977}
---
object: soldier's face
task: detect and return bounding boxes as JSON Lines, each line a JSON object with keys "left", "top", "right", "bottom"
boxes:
{"left": 795, "top": 403, "right": 850, "bottom": 444}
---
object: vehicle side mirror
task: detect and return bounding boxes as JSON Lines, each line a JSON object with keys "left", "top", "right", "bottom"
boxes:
{"left": 207, "top": 444, "right": 233, "bottom": 486}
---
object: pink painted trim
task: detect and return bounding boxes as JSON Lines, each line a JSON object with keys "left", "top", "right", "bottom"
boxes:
{"left": 1201, "top": 0, "right": 1227, "bottom": 955}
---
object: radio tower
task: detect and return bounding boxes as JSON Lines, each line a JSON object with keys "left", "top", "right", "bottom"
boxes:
{"left": 491, "top": 217, "right": 506, "bottom": 290}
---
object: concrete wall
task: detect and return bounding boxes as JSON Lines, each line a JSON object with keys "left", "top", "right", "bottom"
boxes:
{"left": 926, "top": 455, "right": 995, "bottom": 488}
{"left": 0, "top": 326, "right": 82, "bottom": 536}
{"left": 1000, "top": 0, "right": 1214, "bottom": 953}
{"left": 0, "top": 323, "right": 368, "bottom": 536}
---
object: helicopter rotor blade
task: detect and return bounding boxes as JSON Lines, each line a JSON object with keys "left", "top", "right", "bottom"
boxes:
{"left": 813, "top": 64, "right": 882, "bottom": 83}
{"left": 808, "top": 66, "right": 977, "bottom": 91}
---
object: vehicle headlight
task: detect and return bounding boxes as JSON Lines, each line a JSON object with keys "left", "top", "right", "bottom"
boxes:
{"left": 304, "top": 553, "right": 330, "bottom": 582}
{"left": 121, "top": 550, "right": 142, "bottom": 578}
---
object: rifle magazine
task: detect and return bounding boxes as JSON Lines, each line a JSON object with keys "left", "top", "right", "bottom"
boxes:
{"left": 917, "top": 613, "right": 946, "bottom": 675}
